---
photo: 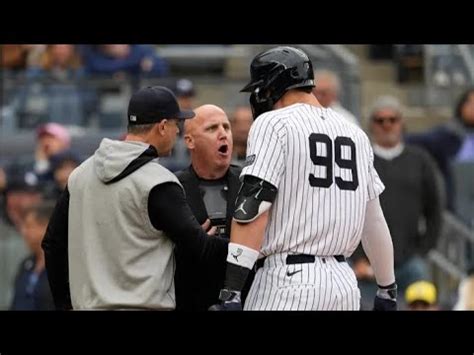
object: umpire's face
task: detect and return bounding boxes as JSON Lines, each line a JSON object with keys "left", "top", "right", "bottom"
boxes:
{"left": 185, "top": 105, "right": 233, "bottom": 170}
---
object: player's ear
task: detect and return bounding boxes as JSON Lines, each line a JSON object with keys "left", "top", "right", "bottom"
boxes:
{"left": 184, "top": 133, "right": 194, "bottom": 150}
{"left": 156, "top": 120, "right": 167, "bottom": 136}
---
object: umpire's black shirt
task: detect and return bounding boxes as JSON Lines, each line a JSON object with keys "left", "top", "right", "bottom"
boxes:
{"left": 174, "top": 164, "right": 254, "bottom": 311}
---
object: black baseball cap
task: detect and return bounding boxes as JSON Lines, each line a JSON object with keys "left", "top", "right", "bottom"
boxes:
{"left": 127, "top": 86, "right": 195, "bottom": 125}
{"left": 172, "top": 78, "right": 196, "bottom": 97}
{"left": 5, "top": 169, "right": 41, "bottom": 193}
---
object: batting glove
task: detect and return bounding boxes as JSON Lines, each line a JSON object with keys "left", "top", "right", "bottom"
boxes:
{"left": 373, "top": 283, "right": 397, "bottom": 311}
{"left": 208, "top": 289, "right": 242, "bottom": 311}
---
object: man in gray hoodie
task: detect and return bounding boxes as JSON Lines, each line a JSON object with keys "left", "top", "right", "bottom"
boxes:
{"left": 42, "top": 86, "right": 228, "bottom": 310}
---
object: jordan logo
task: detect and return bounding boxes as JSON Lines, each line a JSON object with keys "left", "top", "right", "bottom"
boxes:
{"left": 232, "top": 248, "right": 243, "bottom": 262}
{"left": 286, "top": 269, "right": 302, "bottom": 277}
{"left": 235, "top": 200, "right": 247, "bottom": 215}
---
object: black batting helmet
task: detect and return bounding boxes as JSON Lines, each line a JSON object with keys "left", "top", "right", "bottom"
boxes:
{"left": 241, "top": 46, "right": 315, "bottom": 119}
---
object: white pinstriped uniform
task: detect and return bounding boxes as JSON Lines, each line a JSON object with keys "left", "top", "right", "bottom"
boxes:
{"left": 241, "top": 103, "right": 385, "bottom": 310}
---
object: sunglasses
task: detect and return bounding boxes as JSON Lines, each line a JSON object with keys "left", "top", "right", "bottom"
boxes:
{"left": 372, "top": 116, "right": 401, "bottom": 125}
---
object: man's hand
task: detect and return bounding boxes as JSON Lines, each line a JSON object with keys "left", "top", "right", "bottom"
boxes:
{"left": 208, "top": 289, "right": 242, "bottom": 311}
{"left": 373, "top": 283, "right": 397, "bottom": 311}
{"left": 353, "top": 257, "right": 375, "bottom": 281}
{"left": 201, "top": 219, "right": 217, "bottom": 236}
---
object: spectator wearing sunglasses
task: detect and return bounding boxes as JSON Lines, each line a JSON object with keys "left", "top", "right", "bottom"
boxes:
{"left": 351, "top": 96, "right": 444, "bottom": 304}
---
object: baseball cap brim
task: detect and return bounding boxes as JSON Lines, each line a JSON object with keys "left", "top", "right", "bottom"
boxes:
{"left": 174, "top": 109, "right": 195, "bottom": 120}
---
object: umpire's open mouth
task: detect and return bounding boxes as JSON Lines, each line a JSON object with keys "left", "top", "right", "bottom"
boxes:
{"left": 218, "top": 144, "right": 229, "bottom": 155}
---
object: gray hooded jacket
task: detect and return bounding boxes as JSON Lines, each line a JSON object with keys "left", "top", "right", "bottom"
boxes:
{"left": 67, "top": 138, "right": 180, "bottom": 309}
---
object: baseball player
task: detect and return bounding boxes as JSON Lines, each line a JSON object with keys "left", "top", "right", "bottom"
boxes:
{"left": 210, "top": 46, "right": 397, "bottom": 311}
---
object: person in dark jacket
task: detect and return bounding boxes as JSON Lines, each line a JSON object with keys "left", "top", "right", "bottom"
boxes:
{"left": 11, "top": 201, "right": 55, "bottom": 310}
{"left": 406, "top": 87, "right": 474, "bottom": 211}
{"left": 174, "top": 104, "right": 253, "bottom": 311}
{"left": 352, "top": 96, "right": 444, "bottom": 308}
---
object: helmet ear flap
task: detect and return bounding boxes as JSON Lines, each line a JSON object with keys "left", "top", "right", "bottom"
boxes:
{"left": 249, "top": 91, "right": 274, "bottom": 120}
{"left": 290, "top": 61, "right": 313, "bottom": 80}
{"left": 290, "top": 67, "right": 301, "bottom": 79}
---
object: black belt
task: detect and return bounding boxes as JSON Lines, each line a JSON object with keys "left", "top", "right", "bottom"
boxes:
{"left": 255, "top": 254, "right": 346, "bottom": 270}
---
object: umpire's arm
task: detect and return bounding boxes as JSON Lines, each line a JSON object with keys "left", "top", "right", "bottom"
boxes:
{"left": 148, "top": 182, "right": 228, "bottom": 267}
{"left": 42, "top": 186, "right": 73, "bottom": 310}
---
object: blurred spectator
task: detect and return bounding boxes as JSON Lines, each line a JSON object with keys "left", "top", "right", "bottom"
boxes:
{"left": 2, "top": 168, "right": 43, "bottom": 228}
{"left": 0, "top": 167, "right": 43, "bottom": 309}
{"left": 34, "top": 123, "right": 71, "bottom": 183}
{"left": 43, "top": 150, "right": 82, "bottom": 200}
{"left": 51, "top": 150, "right": 81, "bottom": 190}
{"left": 453, "top": 267, "right": 474, "bottom": 310}
{"left": 406, "top": 87, "right": 474, "bottom": 211}
{"left": 353, "top": 96, "right": 444, "bottom": 305}
{"left": 7, "top": 45, "right": 87, "bottom": 128}
{"left": 313, "top": 69, "right": 359, "bottom": 125}
{"left": 26, "top": 45, "right": 83, "bottom": 79}
{"left": 230, "top": 105, "right": 253, "bottom": 166}
{"left": 454, "top": 88, "right": 474, "bottom": 162}
{"left": 10, "top": 201, "right": 55, "bottom": 310}
{"left": 171, "top": 78, "right": 196, "bottom": 110}
{"left": 394, "top": 45, "right": 424, "bottom": 83}
{"left": 80, "top": 45, "right": 169, "bottom": 78}
{"left": 0, "top": 220, "right": 27, "bottom": 310}
{"left": 160, "top": 78, "right": 197, "bottom": 172}
{"left": 1, "top": 45, "right": 30, "bottom": 70}
{"left": 405, "top": 280, "right": 439, "bottom": 310}
{"left": 24, "top": 45, "right": 86, "bottom": 126}
{"left": 1, "top": 45, "right": 45, "bottom": 71}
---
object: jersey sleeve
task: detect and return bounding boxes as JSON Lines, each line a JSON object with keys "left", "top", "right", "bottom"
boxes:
{"left": 241, "top": 114, "right": 285, "bottom": 187}
{"left": 366, "top": 141, "right": 385, "bottom": 201}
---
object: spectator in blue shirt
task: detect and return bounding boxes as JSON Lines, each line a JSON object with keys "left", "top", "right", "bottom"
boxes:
{"left": 406, "top": 87, "right": 474, "bottom": 210}
{"left": 80, "top": 45, "right": 169, "bottom": 78}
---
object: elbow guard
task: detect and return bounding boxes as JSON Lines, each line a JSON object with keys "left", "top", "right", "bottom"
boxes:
{"left": 233, "top": 175, "right": 278, "bottom": 223}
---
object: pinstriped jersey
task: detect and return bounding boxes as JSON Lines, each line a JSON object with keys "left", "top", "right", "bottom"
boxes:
{"left": 241, "top": 103, "right": 384, "bottom": 257}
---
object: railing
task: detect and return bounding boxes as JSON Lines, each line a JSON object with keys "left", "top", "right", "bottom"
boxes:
{"left": 452, "top": 161, "right": 474, "bottom": 229}
{"left": 457, "top": 45, "right": 474, "bottom": 84}
{"left": 423, "top": 45, "right": 474, "bottom": 108}
{"left": 428, "top": 211, "right": 474, "bottom": 307}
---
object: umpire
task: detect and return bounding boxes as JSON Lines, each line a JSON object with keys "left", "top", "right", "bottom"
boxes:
{"left": 42, "top": 86, "right": 228, "bottom": 310}
{"left": 174, "top": 104, "right": 253, "bottom": 311}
